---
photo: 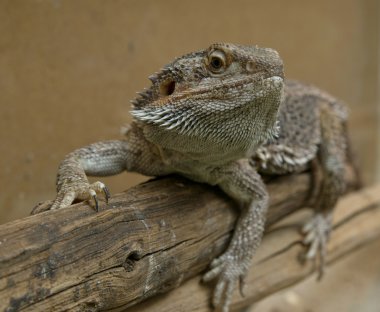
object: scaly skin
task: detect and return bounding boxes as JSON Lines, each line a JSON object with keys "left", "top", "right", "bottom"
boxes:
{"left": 43, "top": 43, "right": 348, "bottom": 312}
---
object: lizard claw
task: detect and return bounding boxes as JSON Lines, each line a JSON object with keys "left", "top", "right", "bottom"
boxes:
{"left": 50, "top": 181, "right": 110, "bottom": 211}
{"left": 301, "top": 212, "right": 332, "bottom": 279}
{"left": 103, "top": 185, "right": 111, "bottom": 203}
{"left": 239, "top": 275, "right": 247, "bottom": 297}
{"left": 91, "top": 192, "right": 99, "bottom": 212}
{"left": 91, "top": 184, "right": 111, "bottom": 211}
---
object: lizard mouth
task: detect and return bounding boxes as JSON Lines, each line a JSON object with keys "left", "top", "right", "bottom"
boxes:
{"left": 165, "top": 74, "right": 283, "bottom": 103}
{"left": 202, "top": 74, "right": 283, "bottom": 96}
{"left": 197, "top": 74, "right": 284, "bottom": 100}
{"left": 251, "top": 75, "right": 284, "bottom": 97}
{"left": 131, "top": 75, "right": 284, "bottom": 124}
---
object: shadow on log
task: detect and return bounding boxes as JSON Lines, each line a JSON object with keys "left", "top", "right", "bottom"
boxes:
{"left": 0, "top": 165, "right": 377, "bottom": 312}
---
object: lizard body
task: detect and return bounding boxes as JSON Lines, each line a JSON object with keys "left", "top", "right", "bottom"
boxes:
{"left": 45, "top": 43, "right": 348, "bottom": 312}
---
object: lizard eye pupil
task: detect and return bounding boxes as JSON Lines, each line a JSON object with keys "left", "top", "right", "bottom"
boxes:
{"left": 211, "top": 57, "right": 222, "bottom": 69}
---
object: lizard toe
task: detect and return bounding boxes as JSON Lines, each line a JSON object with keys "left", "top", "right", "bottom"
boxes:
{"left": 301, "top": 213, "right": 331, "bottom": 278}
{"left": 203, "top": 250, "right": 249, "bottom": 312}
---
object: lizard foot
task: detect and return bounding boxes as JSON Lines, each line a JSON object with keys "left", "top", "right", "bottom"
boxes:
{"left": 203, "top": 251, "right": 248, "bottom": 312}
{"left": 301, "top": 212, "right": 332, "bottom": 279}
{"left": 50, "top": 181, "right": 110, "bottom": 211}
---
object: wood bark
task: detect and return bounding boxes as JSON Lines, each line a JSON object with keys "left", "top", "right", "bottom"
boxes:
{"left": 127, "top": 183, "right": 380, "bottom": 312}
{"left": 0, "top": 165, "right": 375, "bottom": 312}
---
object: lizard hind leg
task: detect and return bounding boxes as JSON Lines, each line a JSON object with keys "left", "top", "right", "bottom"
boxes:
{"left": 301, "top": 105, "right": 347, "bottom": 279}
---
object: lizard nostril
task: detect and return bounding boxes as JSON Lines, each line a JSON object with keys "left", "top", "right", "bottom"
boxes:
{"left": 159, "top": 79, "right": 176, "bottom": 96}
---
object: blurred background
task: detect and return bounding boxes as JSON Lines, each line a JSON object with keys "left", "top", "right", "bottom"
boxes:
{"left": 1, "top": 0, "right": 379, "bottom": 224}
{"left": 0, "top": 1, "right": 379, "bottom": 310}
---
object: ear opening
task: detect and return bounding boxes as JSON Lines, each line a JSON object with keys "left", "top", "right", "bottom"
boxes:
{"left": 159, "top": 79, "right": 176, "bottom": 96}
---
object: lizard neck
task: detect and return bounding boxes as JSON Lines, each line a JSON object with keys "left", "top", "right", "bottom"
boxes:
{"left": 130, "top": 118, "right": 278, "bottom": 167}
{"left": 133, "top": 103, "right": 280, "bottom": 164}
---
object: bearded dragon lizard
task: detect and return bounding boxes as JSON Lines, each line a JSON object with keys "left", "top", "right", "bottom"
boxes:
{"left": 44, "top": 43, "right": 348, "bottom": 312}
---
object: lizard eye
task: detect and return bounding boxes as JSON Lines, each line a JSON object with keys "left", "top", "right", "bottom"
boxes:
{"left": 207, "top": 50, "right": 227, "bottom": 74}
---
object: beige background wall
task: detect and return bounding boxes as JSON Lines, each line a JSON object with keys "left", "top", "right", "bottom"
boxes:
{"left": 0, "top": 0, "right": 379, "bottom": 224}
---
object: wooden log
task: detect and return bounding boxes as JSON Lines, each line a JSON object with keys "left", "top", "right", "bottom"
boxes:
{"left": 0, "top": 165, "right": 366, "bottom": 312}
{"left": 127, "top": 184, "right": 380, "bottom": 312}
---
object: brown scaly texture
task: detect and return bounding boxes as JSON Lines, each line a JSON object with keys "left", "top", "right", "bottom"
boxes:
{"left": 41, "top": 43, "right": 348, "bottom": 312}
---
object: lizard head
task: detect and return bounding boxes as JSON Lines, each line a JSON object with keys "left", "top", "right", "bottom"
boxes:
{"left": 131, "top": 43, "right": 284, "bottom": 161}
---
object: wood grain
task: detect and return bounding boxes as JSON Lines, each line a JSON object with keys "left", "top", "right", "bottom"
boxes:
{"left": 0, "top": 166, "right": 366, "bottom": 312}
{"left": 127, "top": 184, "right": 380, "bottom": 312}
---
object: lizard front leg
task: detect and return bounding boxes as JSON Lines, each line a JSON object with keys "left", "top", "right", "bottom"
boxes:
{"left": 203, "top": 159, "right": 268, "bottom": 312}
{"left": 50, "top": 140, "right": 130, "bottom": 211}
{"left": 42, "top": 124, "right": 172, "bottom": 212}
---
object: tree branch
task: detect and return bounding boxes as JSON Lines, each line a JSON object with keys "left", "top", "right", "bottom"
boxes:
{"left": 0, "top": 165, "right": 371, "bottom": 312}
